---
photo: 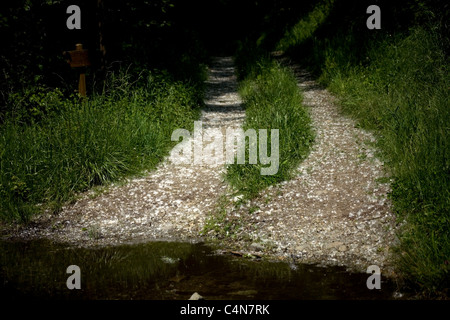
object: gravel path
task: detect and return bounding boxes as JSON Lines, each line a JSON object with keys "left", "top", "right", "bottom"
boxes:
{"left": 213, "top": 56, "right": 399, "bottom": 274}
{"left": 3, "top": 56, "right": 398, "bottom": 275}
{"left": 4, "top": 56, "right": 245, "bottom": 246}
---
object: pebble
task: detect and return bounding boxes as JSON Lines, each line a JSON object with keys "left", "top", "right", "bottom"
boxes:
{"left": 189, "top": 292, "right": 204, "bottom": 300}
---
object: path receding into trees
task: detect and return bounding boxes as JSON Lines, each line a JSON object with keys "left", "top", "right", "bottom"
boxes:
{"left": 8, "top": 56, "right": 397, "bottom": 274}
{"left": 11, "top": 56, "right": 245, "bottom": 246}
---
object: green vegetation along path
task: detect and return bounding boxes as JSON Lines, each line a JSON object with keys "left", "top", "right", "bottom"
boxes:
{"left": 210, "top": 55, "right": 398, "bottom": 275}
{"left": 7, "top": 56, "right": 397, "bottom": 276}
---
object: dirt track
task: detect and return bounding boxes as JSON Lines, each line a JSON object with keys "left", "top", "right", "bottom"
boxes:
{"left": 2, "top": 56, "right": 398, "bottom": 275}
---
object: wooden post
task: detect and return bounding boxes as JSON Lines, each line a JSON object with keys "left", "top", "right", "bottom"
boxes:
{"left": 76, "top": 44, "right": 87, "bottom": 97}
{"left": 78, "top": 73, "right": 86, "bottom": 97}
{"left": 64, "top": 43, "right": 91, "bottom": 97}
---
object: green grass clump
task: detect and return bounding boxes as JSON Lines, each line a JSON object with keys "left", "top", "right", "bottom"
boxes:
{"left": 0, "top": 70, "right": 202, "bottom": 222}
{"left": 226, "top": 53, "right": 314, "bottom": 198}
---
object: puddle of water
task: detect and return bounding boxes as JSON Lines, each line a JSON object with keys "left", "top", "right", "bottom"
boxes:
{"left": 0, "top": 239, "right": 403, "bottom": 300}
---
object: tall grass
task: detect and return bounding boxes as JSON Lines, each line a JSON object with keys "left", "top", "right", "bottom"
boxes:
{"left": 226, "top": 48, "right": 314, "bottom": 198}
{"left": 0, "top": 70, "right": 202, "bottom": 222}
